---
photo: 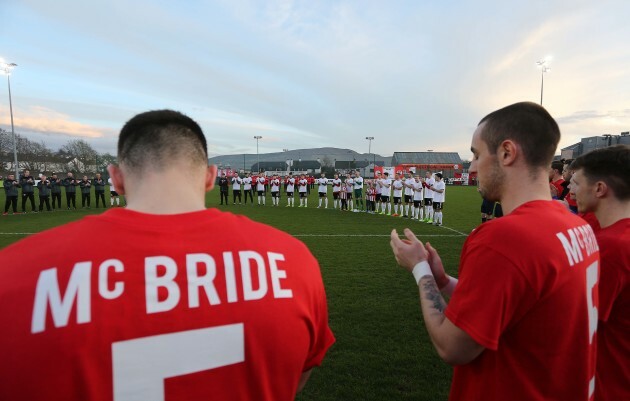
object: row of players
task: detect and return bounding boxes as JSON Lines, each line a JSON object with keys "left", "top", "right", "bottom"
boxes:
{"left": 219, "top": 170, "right": 447, "bottom": 225}
{"left": 3, "top": 170, "right": 124, "bottom": 214}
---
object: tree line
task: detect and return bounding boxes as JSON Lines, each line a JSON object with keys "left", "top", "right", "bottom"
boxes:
{"left": 0, "top": 129, "right": 116, "bottom": 174}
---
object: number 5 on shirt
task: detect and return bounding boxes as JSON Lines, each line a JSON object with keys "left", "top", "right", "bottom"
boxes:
{"left": 112, "top": 323, "right": 244, "bottom": 401}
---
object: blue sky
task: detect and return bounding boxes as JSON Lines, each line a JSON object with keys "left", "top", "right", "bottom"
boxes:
{"left": 1, "top": 0, "right": 629, "bottom": 160}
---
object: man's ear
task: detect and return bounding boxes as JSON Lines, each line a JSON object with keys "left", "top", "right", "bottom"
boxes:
{"left": 498, "top": 139, "right": 518, "bottom": 166}
{"left": 593, "top": 180, "right": 609, "bottom": 199}
{"left": 205, "top": 165, "right": 218, "bottom": 192}
{"left": 106, "top": 164, "right": 125, "bottom": 195}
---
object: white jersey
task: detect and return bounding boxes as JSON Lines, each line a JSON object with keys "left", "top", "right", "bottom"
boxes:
{"left": 256, "top": 177, "right": 266, "bottom": 191}
{"left": 375, "top": 179, "right": 382, "bottom": 195}
{"left": 345, "top": 178, "right": 354, "bottom": 192}
{"left": 412, "top": 181, "right": 424, "bottom": 201}
{"left": 392, "top": 179, "right": 404, "bottom": 198}
{"left": 381, "top": 178, "right": 391, "bottom": 196}
{"left": 332, "top": 178, "right": 342, "bottom": 193}
{"left": 231, "top": 176, "right": 242, "bottom": 190}
{"left": 107, "top": 177, "right": 116, "bottom": 192}
{"left": 432, "top": 180, "right": 446, "bottom": 202}
{"left": 270, "top": 178, "right": 280, "bottom": 192}
{"left": 243, "top": 177, "right": 252, "bottom": 190}
{"left": 404, "top": 178, "right": 415, "bottom": 196}
{"left": 424, "top": 177, "right": 435, "bottom": 198}
{"left": 353, "top": 176, "right": 363, "bottom": 190}
{"left": 318, "top": 178, "right": 328, "bottom": 193}
{"left": 298, "top": 179, "right": 308, "bottom": 193}
{"left": 286, "top": 177, "right": 296, "bottom": 192}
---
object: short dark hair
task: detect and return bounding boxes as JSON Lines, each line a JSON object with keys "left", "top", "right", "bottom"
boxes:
{"left": 479, "top": 102, "right": 560, "bottom": 169}
{"left": 118, "top": 110, "right": 208, "bottom": 172}
{"left": 572, "top": 145, "right": 630, "bottom": 201}
{"left": 551, "top": 161, "right": 564, "bottom": 173}
{"left": 435, "top": 172, "right": 443, "bottom": 179}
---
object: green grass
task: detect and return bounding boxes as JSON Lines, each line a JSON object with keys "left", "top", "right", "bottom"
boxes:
{"left": 1, "top": 185, "right": 482, "bottom": 400}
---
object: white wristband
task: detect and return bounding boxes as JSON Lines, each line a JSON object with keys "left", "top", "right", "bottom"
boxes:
{"left": 412, "top": 261, "right": 433, "bottom": 284}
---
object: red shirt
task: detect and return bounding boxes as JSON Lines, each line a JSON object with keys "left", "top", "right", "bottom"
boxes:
{"left": 594, "top": 218, "right": 630, "bottom": 401}
{"left": 580, "top": 212, "right": 601, "bottom": 233}
{"left": 445, "top": 201, "right": 599, "bottom": 401}
{"left": 551, "top": 178, "right": 565, "bottom": 198}
{"left": 0, "top": 208, "right": 334, "bottom": 401}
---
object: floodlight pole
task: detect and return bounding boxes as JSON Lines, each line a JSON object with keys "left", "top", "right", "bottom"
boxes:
{"left": 254, "top": 136, "right": 262, "bottom": 173}
{"left": 536, "top": 59, "right": 550, "bottom": 106}
{"left": 366, "top": 136, "right": 374, "bottom": 178}
{"left": 2, "top": 62, "right": 18, "bottom": 178}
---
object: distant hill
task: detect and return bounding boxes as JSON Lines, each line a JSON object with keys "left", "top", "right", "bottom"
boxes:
{"left": 208, "top": 147, "right": 391, "bottom": 170}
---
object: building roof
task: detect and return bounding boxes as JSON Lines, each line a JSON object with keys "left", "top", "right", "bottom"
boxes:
{"left": 561, "top": 133, "right": 630, "bottom": 159}
{"left": 334, "top": 160, "right": 370, "bottom": 169}
{"left": 251, "top": 160, "right": 321, "bottom": 172}
{"left": 391, "top": 152, "right": 463, "bottom": 165}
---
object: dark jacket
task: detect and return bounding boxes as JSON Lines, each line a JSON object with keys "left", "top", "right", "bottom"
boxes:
{"left": 218, "top": 177, "right": 229, "bottom": 192}
{"left": 37, "top": 180, "right": 51, "bottom": 197}
{"left": 3, "top": 179, "right": 19, "bottom": 197}
{"left": 20, "top": 175, "right": 35, "bottom": 194}
{"left": 93, "top": 177, "right": 106, "bottom": 192}
{"left": 63, "top": 177, "right": 78, "bottom": 193}
{"left": 50, "top": 178, "right": 62, "bottom": 194}
{"left": 79, "top": 180, "right": 92, "bottom": 194}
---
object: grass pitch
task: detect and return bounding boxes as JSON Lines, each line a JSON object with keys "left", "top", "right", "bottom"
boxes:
{"left": 1, "top": 185, "right": 482, "bottom": 401}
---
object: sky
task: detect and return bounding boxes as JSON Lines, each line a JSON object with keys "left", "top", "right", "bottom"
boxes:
{"left": 1, "top": 0, "right": 629, "bottom": 161}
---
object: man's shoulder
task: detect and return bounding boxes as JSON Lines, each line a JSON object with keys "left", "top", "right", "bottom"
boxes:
{"left": 596, "top": 219, "right": 630, "bottom": 263}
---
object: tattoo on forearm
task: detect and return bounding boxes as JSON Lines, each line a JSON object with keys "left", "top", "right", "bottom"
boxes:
{"left": 421, "top": 277, "right": 446, "bottom": 313}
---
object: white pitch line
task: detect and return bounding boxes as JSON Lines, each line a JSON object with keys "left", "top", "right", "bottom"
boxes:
{"left": 439, "top": 225, "right": 469, "bottom": 236}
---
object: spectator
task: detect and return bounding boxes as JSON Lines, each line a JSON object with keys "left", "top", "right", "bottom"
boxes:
{"left": 20, "top": 169, "right": 36, "bottom": 212}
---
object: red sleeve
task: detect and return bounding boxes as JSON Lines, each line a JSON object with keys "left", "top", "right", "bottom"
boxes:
{"left": 445, "top": 243, "right": 536, "bottom": 350}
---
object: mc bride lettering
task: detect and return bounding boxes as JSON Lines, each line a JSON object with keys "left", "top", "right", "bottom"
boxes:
{"left": 31, "top": 251, "right": 293, "bottom": 334}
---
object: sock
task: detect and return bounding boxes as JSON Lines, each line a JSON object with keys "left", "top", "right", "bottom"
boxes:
{"left": 319, "top": 199, "right": 322, "bottom": 207}
{"left": 387, "top": 203, "right": 392, "bottom": 214}
{"left": 394, "top": 204, "right": 398, "bottom": 214}
{"left": 305, "top": 199, "right": 308, "bottom": 207}
{"left": 325, "top": 198, "right": 328, "bottom": 208}
{"left": 419, "top": 208, "right": 424, "bottom": 220}
{"left": 429, "top": 206, "right": 434, "bottom": 220}
{"left": 382, "top": 203, "right": 386, "bottom": 213}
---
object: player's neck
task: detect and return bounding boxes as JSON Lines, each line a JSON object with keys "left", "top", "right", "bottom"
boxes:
{"left": 124, "top": 170, "right": 207, "bottom": 215}
{"left": 499, "top": 171, "right": 551, "bottom": 215}
{"left": 594, "top": 199, "right": 630, "bottom": 229}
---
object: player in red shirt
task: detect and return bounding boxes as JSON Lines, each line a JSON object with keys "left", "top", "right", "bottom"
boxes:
{"left": 549, "top": 160, "right": 565, "bottom": 199}
{"left": 0, "top": 110, "right": 334, "bottom": 401}
{"left": 570, "top": 144, "right": 630, "bottom": 401}
{"left": 390, "top": 102, "right": 599, "bottom": 401}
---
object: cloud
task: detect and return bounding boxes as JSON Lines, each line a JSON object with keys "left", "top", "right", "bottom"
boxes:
{"left": 557, "top": 109, "right": 630, "bottom": 125}
{"left": 0, "top": 105, "right": 109, "bottom": 138}
{"left": 491, "top": 12, "right": 585, "bottom": 75}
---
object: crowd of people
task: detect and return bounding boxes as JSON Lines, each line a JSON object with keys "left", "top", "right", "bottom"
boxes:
{"left": 218, "top": 169, "right": 447, "bottom": 225}
{"left": 2, "top": 171, "right": 124, "bottom": 214}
